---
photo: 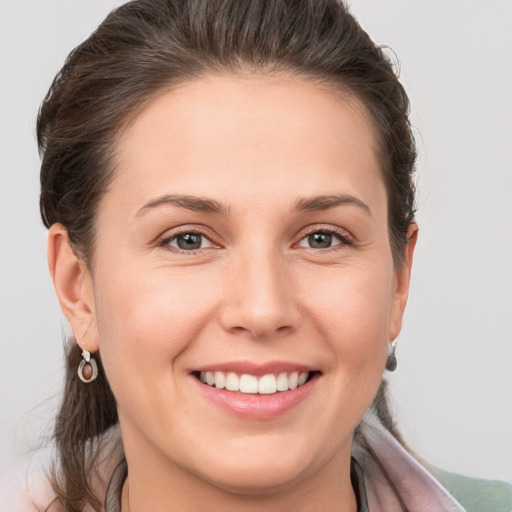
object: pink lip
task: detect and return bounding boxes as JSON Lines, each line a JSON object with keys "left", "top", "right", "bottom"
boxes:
{"left": 192, "top": 369, "right": 319, "bottom": 421}
{"left": 193, "top": 361, "right": 316, "bottom": 376}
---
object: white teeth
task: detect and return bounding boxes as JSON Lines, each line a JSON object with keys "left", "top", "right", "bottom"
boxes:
{"left": 240, "top": 374, "right": 258, "bottom": 393}
{"left": 258, "top": 374, "right": 277, "bottom": 394}
{"left": 198, "top": 370, "right": 311, "bottom": 394}
{"left": 214, "top": 371, "right": 225, "bottom": 389}
{"left": 276, "top": 372, "right": 289, "bottom": 391}
{"left": 288, "top": 372, "right": 299, "bottom": 390}
{"left": 225, "top": 372, "right": 240, "bottom": 391}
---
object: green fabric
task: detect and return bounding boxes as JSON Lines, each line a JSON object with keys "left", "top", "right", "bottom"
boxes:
{"left": 427, "top": 465, "right": 512, "bottom": 512}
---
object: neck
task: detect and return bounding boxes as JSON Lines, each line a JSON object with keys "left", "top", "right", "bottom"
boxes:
{"left": 122, "top": 473, "right": 357, "bottom": 512}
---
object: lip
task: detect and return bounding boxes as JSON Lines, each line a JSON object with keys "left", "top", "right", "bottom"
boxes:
{"left": 190, "top": 362, "right": 320, "bottom": 420}
{"left": 193, "top": 361, "right": 317, "bottom": 376}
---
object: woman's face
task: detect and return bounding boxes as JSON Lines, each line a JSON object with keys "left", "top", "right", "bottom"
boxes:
{"left": 67, "top": 74, "right": 414, "bottom": 494}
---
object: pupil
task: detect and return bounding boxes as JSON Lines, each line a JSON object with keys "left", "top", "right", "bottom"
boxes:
{"left": 309, "top": 232, "right": 332, "bottom": 249}
{"left": 177, "top": 233, "right": 202, "bottom": 250}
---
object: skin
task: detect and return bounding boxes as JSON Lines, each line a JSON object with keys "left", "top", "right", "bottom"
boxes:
{"left": 48, "top": 73, "right": 417, "bottom": 512}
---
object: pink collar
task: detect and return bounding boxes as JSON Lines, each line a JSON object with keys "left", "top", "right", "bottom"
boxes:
{"left": 353, "top": 411, "right": 465, "bottom": 512}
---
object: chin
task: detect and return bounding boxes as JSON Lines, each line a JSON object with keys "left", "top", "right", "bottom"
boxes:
{"left": 199, "top": 461, "right": 312, "bottom": 496}
{"left": 185, "top": 435, "right": 331, "bottom": 496}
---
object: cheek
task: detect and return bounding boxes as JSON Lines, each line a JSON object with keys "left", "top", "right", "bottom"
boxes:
{"left": 92, "top": 261, "right": 221, "bottom": 388}
{"left": 298, "top": 261, "right": 393, "bottom": 369}
{"left": 291, "top": 262, "right": 393, "bottom": 452}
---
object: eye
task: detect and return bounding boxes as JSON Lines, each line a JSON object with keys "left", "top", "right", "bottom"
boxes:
{"left": 161, "top": 231, "right": 217, "bottom": 252}
{"left": 298, "top": 230, "right": 345, "bottom": 249}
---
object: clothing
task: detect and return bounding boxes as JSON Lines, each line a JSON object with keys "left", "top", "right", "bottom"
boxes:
{"left": 354, "top": 412, "right": 512, "bottom": 512}
{"left": 426, "top": 465, "right": 512, "bottom": 512}
{"left": 1, "top": 411, "right": 510, "bottom": 511}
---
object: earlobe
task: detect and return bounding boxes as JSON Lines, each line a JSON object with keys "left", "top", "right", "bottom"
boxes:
{"left": 47, "top": 224, "right": 98, "bottom": 352}
{"left": 388, "top": 223, "right": 419, "bottom": 340}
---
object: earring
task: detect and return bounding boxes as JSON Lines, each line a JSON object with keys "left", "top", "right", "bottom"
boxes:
{"left": 385, "top": 340, "right": 398, "bottom": 372}
{"left": 78, "top": 349, "right": 98, "bottom": 383}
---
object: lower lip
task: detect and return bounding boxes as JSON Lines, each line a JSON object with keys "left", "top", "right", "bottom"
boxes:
{"left": 194, "top": 375, "right": 318, "bottom": 420}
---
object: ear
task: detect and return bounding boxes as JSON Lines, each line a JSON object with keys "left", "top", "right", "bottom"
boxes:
{"left": 48, "top": 224, "right": 99, "bottom": 353}
{"left": 388, "top": 223, "right": 418, "bottom": 341}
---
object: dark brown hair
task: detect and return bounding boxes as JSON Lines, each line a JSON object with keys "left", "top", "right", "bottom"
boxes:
{"left": 38, "top": 1, "right": 416, "bottom": 510}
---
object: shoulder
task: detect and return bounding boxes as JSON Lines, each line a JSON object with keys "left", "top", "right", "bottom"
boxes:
{"left": 355, "top": 409, "right": 512, "bottom": 512}
{"left": 427, "top": 465, "right": 512, "bottom": 512}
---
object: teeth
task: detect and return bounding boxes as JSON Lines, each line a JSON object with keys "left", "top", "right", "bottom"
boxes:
{"left": 198, "top": 371, "right": 310, "bottom": 394}
{"left": 258, "top": 374, "right": 277, "bottom": 394}
{"left": 288, "top": 372, "right": 299, "bottom": 390}
{"left": 214, "top": 371, "right": 225, "bottom": 389}
{"left": 276, "top": 372, "right": 288, "bottom": 391}
{"left": 240, "top": 374, "right": 258, "bottom": 393}
{"left": 225, "top": 372, "right": 240, "bottom": 391}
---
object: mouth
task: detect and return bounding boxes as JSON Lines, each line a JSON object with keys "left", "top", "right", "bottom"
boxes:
{"left": 193, "top": 370, "right": 318, "bottom": 395}
{"left": 190, "top": 363, "right": 320, "bottom": 419}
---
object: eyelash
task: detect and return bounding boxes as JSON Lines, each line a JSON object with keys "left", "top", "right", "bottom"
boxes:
{"left": 157, "top": 225, "right": 353, "bottom": 254}
{"left": 297, "top": 226, "right": 353, "bottom": 252}
{"left": 157, "top": 226, "right": 218, "bottom": 254}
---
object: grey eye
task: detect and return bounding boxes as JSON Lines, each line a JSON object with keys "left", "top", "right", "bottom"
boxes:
{"left": 308, "top": 232, "right": 333, "bottom": 249}
{"left": 298, "top": 231, "right": 343, "bottom": 249}
{"left": 161, "top": 230, "right": 218, "bottom": 252}
{"left": 172, "top": 233, "right": 204, "bottom": 250}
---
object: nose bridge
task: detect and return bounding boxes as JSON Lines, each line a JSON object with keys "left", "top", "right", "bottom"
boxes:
{"left": 220, "top": 240, "right": 300, "bottom": 338}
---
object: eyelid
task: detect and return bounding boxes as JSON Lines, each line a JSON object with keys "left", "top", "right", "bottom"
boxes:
{"left": 294, "top": 224, "right": 354, "bottom": 248}
{"left": 154, "top": 223, "right": 353, "bottom": 253}
{"left": 156, "top": 225, "right": 221, "bottom": 252}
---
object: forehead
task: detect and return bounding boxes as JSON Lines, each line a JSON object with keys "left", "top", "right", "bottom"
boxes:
{"left": 109, "top": 73, "right": 385, "bottom": 216}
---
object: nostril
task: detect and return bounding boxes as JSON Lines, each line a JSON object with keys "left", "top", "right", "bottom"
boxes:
{"left": 227, "top": 324, "right": 292, "bottom": 339}
{"left": 218, "top": 282, "right": 302, "bottom": 339}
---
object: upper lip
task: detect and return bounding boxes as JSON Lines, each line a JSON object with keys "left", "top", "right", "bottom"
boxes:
{"left": 192, "top": 361, "right": 318, "bottom": 376}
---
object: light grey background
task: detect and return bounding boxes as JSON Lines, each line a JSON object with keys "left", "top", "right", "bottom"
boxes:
{"left": 1, "top": 0, "right": 511, "bottom": 482}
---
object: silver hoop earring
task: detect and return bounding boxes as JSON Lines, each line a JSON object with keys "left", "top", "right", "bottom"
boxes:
{"left": 385, "top": 340, "right": 398, "bottom": 372}
{"left": 78, "top": 349, "right": 98, "bottom": 383}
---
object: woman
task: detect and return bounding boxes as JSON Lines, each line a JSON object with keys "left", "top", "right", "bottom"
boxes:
{"left": 1, "top": 1, "right": 511, "bottom": 511}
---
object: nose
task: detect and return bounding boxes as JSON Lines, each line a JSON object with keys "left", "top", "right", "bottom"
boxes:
{"left": 219, "top": 247, "right": 302, "bottom": 340}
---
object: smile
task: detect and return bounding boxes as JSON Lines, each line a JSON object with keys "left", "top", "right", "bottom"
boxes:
{"left": 198, "top": 371, "right": 310, "bottom": 394}
{"left": 192, "top": 363, "right": 320, "bottom": 419}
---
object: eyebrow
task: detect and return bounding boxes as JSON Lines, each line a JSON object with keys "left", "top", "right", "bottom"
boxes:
{"left": 136, "top": 193, "right": 371, "bottom": 218}
{"left": 293, "top": 194, "right": 372, "bottom": 216}
{"left": 136, "top": 194, "right": 230, "bottom": 217}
